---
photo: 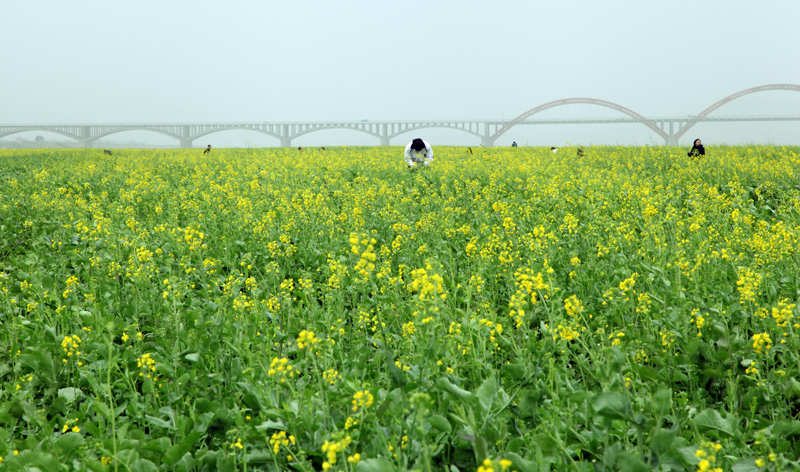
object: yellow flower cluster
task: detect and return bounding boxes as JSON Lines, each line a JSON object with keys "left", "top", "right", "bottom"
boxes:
{"left": 408, "top": 264, "right": 447, "bottom": 301}
{"left": 351, "top": 233, "right": 378, "bottom": 278}
{"left": 321, "top": 434, "right": 352, "bottom": 470}
{"left": 556, "top": 324, "right": 581, "bottom": 341}
{"left": 297, "top": 330, "right": 320, "bottom": 352}
{"left": 268, "top": 357, "right": 296, "bottom": 382}
{"left": 751, "top": 333, "right": 773, "bottom": 354}
{"left": 62, "top": 275, "right": 79, "bottom": 298}
{"left": 269, "top": 430, "right": 296, "bottom": 455}
{"left": 771, "top": 299, "right": 795, "bottom": 327}
{"left": 61, "top": 334, "right": 82, "bottom": 363}
{"left": 137, "top": 353, "right": 157, "bottom": 379}
{"left": 477, "top": 457, "right": 514, "bottom": 472}
{"left": 737, "top": 267, "right": 762, "bottom": 305}
{"left": 564, "top": 295, "right": 584, "bottom": 318}
{"left": 695, "top": 441, "right": 723, "bottom": 472}
{"left": 351, "top": 390, "right": 374, "bottom": 412}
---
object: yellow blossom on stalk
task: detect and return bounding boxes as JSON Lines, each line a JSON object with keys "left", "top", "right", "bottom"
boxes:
{"left": 618, "top": 274, "right": 636, "bottom": 293}
{"left": 695, "top": 441, "right": 723, "bottom": 472}
{"left": 752, "top": 333, "right": 773, "bottom": 354}
{"left": 323, "top": 369, "right": 341, "bottom": 385}
{"left": 61, "top": 335, "right": 82, "bottom": 363}
{"left": 402, "top": 321, "right": 416, "bottom": 337}
{"left": 269, "top": 431, "right": 296, "bottom": 455}
{"left": 352, "top": 390, "right": 374, "bottom": 412}
{"left": 321, "top": 434, "right": 352, "bottom": 470}
{"left": 63, "top": 275, "right": 79, "bottom": 298}
{"left": 136, "top": 353, "right": 158, "bottom": 380}
{"left": 408, "top": 264, "right": 447, "bottom": 300}
{"left": 736, "top": 267, "right": 762, "bottom": 304}
{"left": 609, "top": 331, "right": 625, "bottom": 346}
{"left": 564, "top": 295, "right": 584, "bottom": 318}
{"left": 771, "top": 299, "right": 795, "bottom": 327}
{"left": 555, "top": 324, "right": 580, "bottom": 341}
{"left": 268, "top": 357, "right": 296, "bottom": 382}
{"left": 297, "top": 330, "right": 320, "bottom": 351}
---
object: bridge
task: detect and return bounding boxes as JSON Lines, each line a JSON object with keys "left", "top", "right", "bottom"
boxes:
{"left": 1, "top": 84, "right": 798, "bottom": 147}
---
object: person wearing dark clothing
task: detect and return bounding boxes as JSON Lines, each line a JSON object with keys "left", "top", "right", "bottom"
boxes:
{"left": 511, "top": 141, "right": 518, "bottom": 147}
{"left": 688, "top": 139, "right": 705, "bottom": 157}
{"left": 204, "top": 145, "right": 212, "bottom": 154}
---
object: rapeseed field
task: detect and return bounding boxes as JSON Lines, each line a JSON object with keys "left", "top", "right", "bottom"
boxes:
{"left": 1, "top": 145, "right": 799, "bottom": 471}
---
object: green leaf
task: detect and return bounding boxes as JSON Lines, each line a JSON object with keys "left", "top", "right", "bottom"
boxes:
{"left": 436, "top": 377, "right": 473, "bottom": 400}
{"left": 145, "top": 415, "right": 175, "bottom": 430}
{"left": 184, "top": 353, "right": 200, "bottom": 363}
{"left": 591, "top": 391, "right": 630, "bottom": 421}
{"left": 693, "top": 408, "right": 736, "bottom": 438}
{"left": 174, "top": 452, "right": 195, "bottom": 472}
{"left": 55, "top": 432, "right": 84, "bottom": 452}
{"left": 475, "top": 377, "right": 497, "bottom": 414}
{"left": 427, "top": 414, "right": 452, "bottom": 434}
{"left": 130, "top": 458, "right": 159, "bottom": 472}
{"left": 504, "top": 452, "right": 538, "bottom": 472}
{"left": 617, "top": 452, "right": 650, "bottom": 472}
{"left": 731, "top": 458, "right": 761, "bottom": 472}
{"left": 650, "top": 427, "right": 678, "bottom": 455}
{"left": 384, "top": 350, "right": 407, "bottom": 388}
{"left": 356, "top": 457, "right": 396, "bottom": 472}
{"left": 376, "top": 388, "right": 403, "bottom": 419}
{"left": 58, "top": 387, "right": 83, "bottom": 403}
{"left": 653, "top": 387, "right": 672, "bottom": 415}
{"left": 254, "top": 419, "right": 286, "bottom": 431}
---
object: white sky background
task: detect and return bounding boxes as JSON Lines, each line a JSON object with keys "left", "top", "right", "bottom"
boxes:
{"left": 2, "top": 0, "right": 799, "bottom": 147}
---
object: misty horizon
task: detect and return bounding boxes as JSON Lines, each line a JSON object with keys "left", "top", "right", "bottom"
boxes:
{"left": 2, "top": 1, "right": 799, "bottom": 147}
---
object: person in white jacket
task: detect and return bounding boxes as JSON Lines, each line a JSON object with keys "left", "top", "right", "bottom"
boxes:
{"left": 404, "top": 138, "right": 433, "bottom": 170}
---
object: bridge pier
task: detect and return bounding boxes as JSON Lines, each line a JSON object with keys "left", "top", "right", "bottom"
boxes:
{"left": 180, "top": 126, "right": 193, "bottom": 149}
{"left": 380, "top": 136, "right": 390, "bottom": 146}
{"left": 280, "top": 137, "right": 292, "bottom": 148}
{"left": 79, "top": 126, "right": 92, "bottom": 148}
{"left": 481, "top": 136, "right": 494, "bottom": 147}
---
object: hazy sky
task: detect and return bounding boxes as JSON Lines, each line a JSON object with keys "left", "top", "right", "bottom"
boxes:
{"left": 2, "top": 0, "right": 799, "bottom": 146}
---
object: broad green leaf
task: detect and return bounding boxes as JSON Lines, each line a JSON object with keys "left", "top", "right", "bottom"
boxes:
{"left": 476, "top": 377, "right": 497, "bottom": 414}
{"left": 693, "top": 409, "right": 736, "bottom": 438}
{"left": 650, "top": 427, "right": 678, "bottom": 455}
{"left": 356, "top": 457, "right": 396, "bottom": 472}
{"left": 731, "top": 459, "right": 761, "bottom": 472}
{"left": 436, "top": 377, "right": 473, "bottom": 400}
{"left": 55, "top": 432, "right": 84, "bottom": 452}
{"left": 255, "top": 419, "right": 286, "bottom": 431}
{"left": 617, "top": 452, "right": 650, "bottom": 472}
{"left": 58, "top": 387, "right": 83, "bottom": 403}
{"left": 174, "top": 452, "right": 195, "bottom": 472}
{"left": 426, "top": 414, "right": 452, "bottom": 434}
{"left": 504, "top": 452, "right": 538, "bottom": 472}
{"left": 184, "top": 353, "right": 200, "bottom": 363}
{"left": 591, "top": 391, "right": 630, "bottom": 421}
{"left": 653, "top": 387, "right": 672, "bottom": 415}
{"left": 145, "top": 415, "right": 175, "bottom": 430}
{"left": 130, "top": 458, "right": 158, "bottom": 472}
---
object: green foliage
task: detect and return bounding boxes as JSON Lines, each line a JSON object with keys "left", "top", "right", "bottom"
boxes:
{"left": 1, "top": 145, "right": 799, "bottom": 470}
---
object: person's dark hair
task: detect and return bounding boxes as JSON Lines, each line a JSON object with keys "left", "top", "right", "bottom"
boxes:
{"left": 694, "top": 139, "right": 701, "bottom": 146}
{"left": 411, "top": 138, "right": 426, "bottom": 152}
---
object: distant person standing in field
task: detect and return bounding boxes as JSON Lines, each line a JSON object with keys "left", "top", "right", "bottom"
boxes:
{"left": 688, "top": 139, "right": 705, "bottom": 158}
{"left": 203, "top": 144, "right": 212, "bottom": 154}
{"left": 511, "top": 141, "right": 518, "bottom": 147}
{"left": 404, "top": 138, "right": 433, "bottom": 170}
